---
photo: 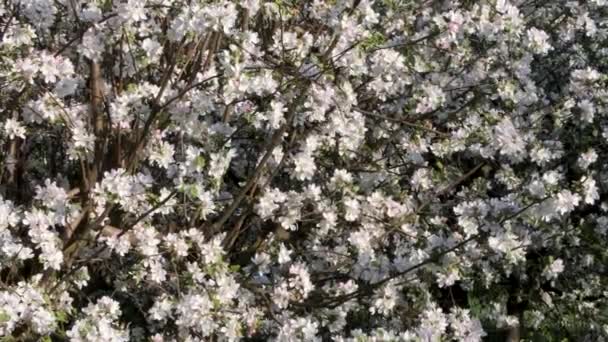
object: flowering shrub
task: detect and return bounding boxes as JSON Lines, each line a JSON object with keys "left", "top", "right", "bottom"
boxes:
{"left": 0, "top": 0, "right": 607, "bottom": 340}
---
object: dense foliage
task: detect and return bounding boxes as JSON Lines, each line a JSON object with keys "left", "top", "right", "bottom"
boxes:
{"left": 1, "top": 0, "right": 608, "bottom": 340}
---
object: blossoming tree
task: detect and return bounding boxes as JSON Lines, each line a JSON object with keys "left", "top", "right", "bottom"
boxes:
{"left": 0, "top": 0, "right": 607, "bottom": 340}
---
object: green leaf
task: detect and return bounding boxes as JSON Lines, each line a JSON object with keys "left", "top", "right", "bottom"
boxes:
{"left": 195, "top": 155, "right": 206, "bottom": 170}
{"left": 360, "top": 32, "right": 386, "bottom": 51}
{"left": 211, "top": 295, "right": 221, "bottom": 309}
{"left": 467, "top": 293, "right": 483, "bottom": 316}
{"left": 56, "top": 310, "right": 69, "bottom": 323}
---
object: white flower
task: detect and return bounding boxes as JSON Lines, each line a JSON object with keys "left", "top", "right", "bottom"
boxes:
{"left": 289, "top": 262, "right": 314, "bottom": 298}
{"left": 221, "top": 317, "right": 243, "bottom": 341}
{"left": 67, "top": 297, "right": 129, "bottom": 341}
{"left": 527, "top": 27, "right": 552, "bottom": 54}
{"left": 495, "top": 118, "right": 526, "bottom": 160}
{"left": 418, "top": 305, "right": 448, "bottom": 340}
{"left": 268, "top": 100, "right": 286, "bottom": 129}
{"left": 18, "top": 0, "right": 57, "bottom": 29}
{"left": 1, "top": 24, "right": 36, "bottom": 47}
{"left": 150, "top": 141, "right": 175, "bottom": 169}
{"left": 371, "top": 283, "right": 399, "bottom": 315}
{"left": 198, "top": 3, "right": 238, "bottom": 34}
{"left": 175, "top": 293, "right": 216, "bottom": 335}
{"left": 437, "top": 267, "right": 461, "bottom": 288}
{"left": 555, "top": 190, "right": 581, "bottom": 215}
{"left": 70, "top": 120, "right": 96, "bottom": 157}
{"left": 101, "top": 233, "right": 132, "bottom": 256}
{"left": 543, "top": 259, "right": 565, "bottom": 280}
{"left": 241, "top": 0, "right": 261, "bottom": 15}
{"left": 208, "top": 148, "right": 237, "bottom": 180}
{"left": 3, "top": 119, "right": 26, "bottom": 139}
{"left": 142, "top": 38, "right": 163, "bottom": 62}
{"left": 80, "top": 4, "right": 102, "bottom": 22}
{"left": 293, "top": 152, "right": 316, "bottom": 181}
{"left": 149, "top": 296, "right": 173, "bottom": 321}
{"left": 0, "top": 198, "right": 20, "bottom": 229}
{"left": 449, "top": 308, "right": 487, "bottom": 342}
{"left": 385, "top": 198, "right": 411, "bottom": 218}
{"left": 31, "top": 308, "right": 56, "bottom": 334}
{"left": 577, "top": 149, "right": 597, "bottom": 169}
{"left": 39, "top": 52, "right": 74, "bottom": 84}
{"left": 528, "top": 180, "right": 546, "bottom": 198}
{"left": 349, "top": 229, "right": 373, "bottom": 253}
{"left": 416, "top": 84, "right": 446, "bottom": 114}
{"left": 278, "top": 243, "right": 292, "bottom": 264}
{"left": 411, "top": 168, "right": 432, "bottom": 191}
{"left": 164, "top": 233, "right": 189, "bottom": 257}
{"left": 542, "top": 170, "right": 562, "bottom": 186}
{"left": 215, "top": 273, "right": 240, "bottom": 304}
{"left": 81, "top": 28, "right": 104, "bottom": 61}
{"left": 54, "top": 77, "right": 80, "bottom": 98}
{"left": 582, "top": 177, "right": 599, "bottom": 204}
{"left": 15, "top": 57, "right": 38, "bottom": 84}
{"left": 578, "top": 99, "right": 595, "bottom": 123}
{"left": 343, "top": 197, "right": 360, "bottom": 222}
{"left": 331, "top": 169, "right": 353, "bottom": 187}
{"left": 255, "top": 188, "right": 286, "bottom": 219}
{"left": 117, "top": 0, "right": 147, "bottom": 23}
{"left": 196, "top": 190, "right": 216, "bottom": 220}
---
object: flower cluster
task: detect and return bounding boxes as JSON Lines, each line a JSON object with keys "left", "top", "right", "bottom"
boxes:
{"left": 0, "top": 0, "right": 607, "bottom": 340}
